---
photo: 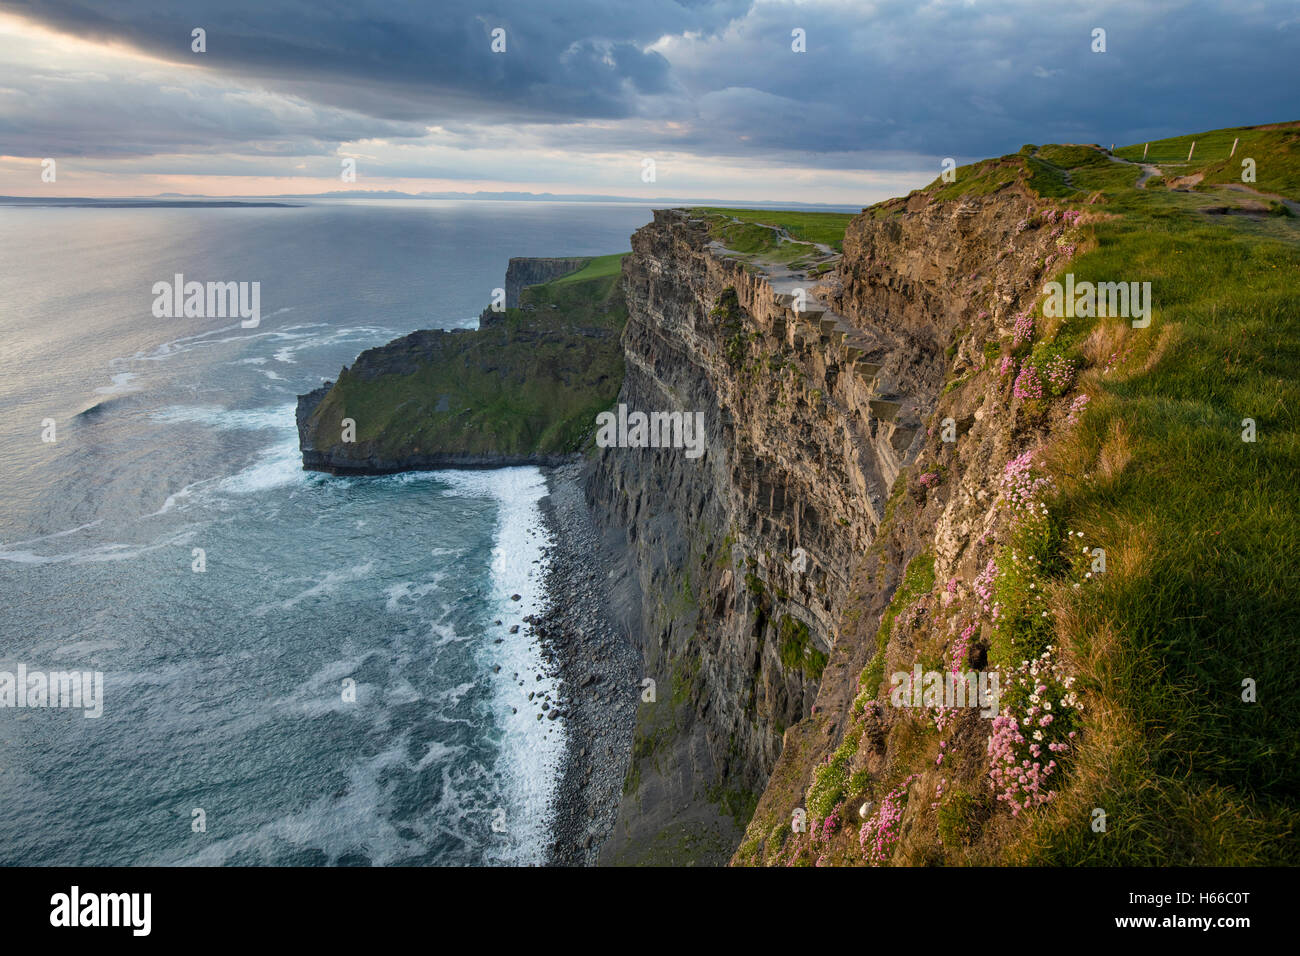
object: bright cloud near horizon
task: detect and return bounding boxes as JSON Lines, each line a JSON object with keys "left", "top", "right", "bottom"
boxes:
{"left": 0, "top": 1, "right": 1296, "bottom": 204}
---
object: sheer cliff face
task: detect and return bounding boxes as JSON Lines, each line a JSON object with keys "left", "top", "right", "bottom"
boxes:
{"left": 589, "top": 195, "right": 1065, "bottom": 863}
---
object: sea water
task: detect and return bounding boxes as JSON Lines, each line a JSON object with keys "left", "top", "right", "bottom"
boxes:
{"left": 0, "top": 199, "right": 650, "bottom": 865}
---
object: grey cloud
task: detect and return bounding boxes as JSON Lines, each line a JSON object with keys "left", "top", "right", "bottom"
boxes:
{"left": 2, "top": 0, "right": 1297, "bottom": 175}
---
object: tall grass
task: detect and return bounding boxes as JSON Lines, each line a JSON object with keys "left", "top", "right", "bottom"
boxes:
{"left": 1008, "top": 144, "right": 1300, "bottom": 863}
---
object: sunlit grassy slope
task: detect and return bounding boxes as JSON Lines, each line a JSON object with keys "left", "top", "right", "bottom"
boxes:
{"left": 935, "top": 129, "right": 1300, "bottom": 863}
{"left": 1114, "top": 121, "right": 1300, "bottom": 197}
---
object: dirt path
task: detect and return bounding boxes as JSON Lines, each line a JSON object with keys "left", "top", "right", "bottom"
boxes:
{"left": 1222, "top": 183, "right": 1300, "bottom": 216}
{"left": 1101, "top": 150, "right": 1162, "bottom": 188}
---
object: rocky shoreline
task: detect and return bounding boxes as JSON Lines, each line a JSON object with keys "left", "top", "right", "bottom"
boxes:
{"left": 529, "top": 460, "right": 640, "bottom": 866}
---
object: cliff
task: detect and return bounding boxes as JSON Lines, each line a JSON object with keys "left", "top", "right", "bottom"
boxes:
{"left": 294, "top": 123, "right": 1299, "bottom": 866}
{"left": 586, "top": 193, "right": 1064, "bottom": 861}
{"left": 594, "top": 129, "right": 1299, "bottom": 866}
{"left": 296, "top": 257, "right": 627, "bottom": 473}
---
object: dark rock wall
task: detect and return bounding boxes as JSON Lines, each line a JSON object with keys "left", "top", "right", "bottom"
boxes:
{"left": 591, "top": 195, "right": 1062, "bottom": 863}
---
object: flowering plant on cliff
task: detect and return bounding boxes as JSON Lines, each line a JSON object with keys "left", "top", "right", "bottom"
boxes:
{"left": 974, "top": 445, "right": 1091, "bottom": 821}
{"left": 1012, "top": 311, "right": 1035, "bottom": 347}
{"left": 974, "top": 557, "right": 999, "bottom": 619}
{"left": 1000, "top": 451, "right": 1054, "bottom": 515}
{"left": 1012, "top": 363, "right": 1043, "bottom": 401}
{"left": 1041, "top": 352, "right": 1075, "bottom": 395}
{"left": 987, "top": 646, "right": 1082, "bottom": 814}
{"left": 806, "top": 806, "right": 843, "bottom": 866}
{"left": 1067, "top": 393, "right": 1090, "bottom": 425}
{"left": 951, "top": 620, "right": 978, "bottom": 672}
{"left": 860, "top": 774, "right": 919, "bottom": 865}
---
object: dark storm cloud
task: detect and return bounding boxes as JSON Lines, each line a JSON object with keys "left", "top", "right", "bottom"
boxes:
{"left": 5, "top": 0, "right": 735, "bottom": 121}
{"left": 2, "top": 0, "right": 1297, "bottom": 166}
{"left": 656, "top": 0, "right": 1300, "bottom": 159}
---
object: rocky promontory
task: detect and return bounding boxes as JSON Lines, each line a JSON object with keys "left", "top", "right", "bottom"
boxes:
{"left": 296, "top": 256, "right": 627, "bottom": 474}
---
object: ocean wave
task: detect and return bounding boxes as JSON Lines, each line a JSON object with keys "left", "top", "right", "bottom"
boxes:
{"left": 252, "top": 560, "right": 379, "bottom": 615}
{"left": 437, "top": 466, "right": 565, "bottom": 864}
{"left": 94, "top": 372, "right": 141, "bottom": 396}
{"left": 151, "top": 402, "right": 296, "bottom": 432}
{"left": 215, "top": 435, "right": 307, "bottom": 496}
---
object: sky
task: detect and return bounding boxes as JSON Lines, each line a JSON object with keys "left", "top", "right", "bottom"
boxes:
{"left": 0, "top": 0, "right": 1296, "bottom": 204}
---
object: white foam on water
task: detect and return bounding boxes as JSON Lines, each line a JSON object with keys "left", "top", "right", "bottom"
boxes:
{"left": 167, "top": 731, "right": 476, "bottom": 867}
{"left": 268, "top": 325, "right": 396, "bottom": 365}
{"left": 0, "top": 531, "right": 192, "bottom": 566}
{"left": 130, "top": 322, "right": 246, "bottom": 361}
{"left": 383, "top": 573, "right": 449, "bottom": 613}
{"left": 439, "top": 466, "right": 564, "bottom": 865}
{"left": 253, "top": 560, "right": 378, "bottom": 615}
{"left": 151, "top": 402, "right": 295, "bottom": 431}
{"left": 94, "top": 372, "right": 140, "bottom": 396}
{"left": 0, "top": 519, "right": 104, "bottom": 549}
{"left": 214, "top": 434, "right": 308, "bottom": 496}
{"left": 145, "top": 403, "right": 308, "bottom": 504}
{"left": 129, "top": 320, "right": 388, "bottom": 367}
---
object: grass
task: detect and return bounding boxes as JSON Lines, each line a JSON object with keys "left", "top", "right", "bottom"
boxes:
{"left": 778, "top": 614, "right": 827, "bottom": 680}
{"left": 689, "top": 206, "right": 856, "bottom": 252}
{"left": 976, "top": 128, "right": 1300, "bottom": 863}
{"left": 550, "top": 251, "right": 629, "bottom": 284}
{"left": 922, "top": 153, "right": 1025, "bottom": 202}
{"left": 693, "top": 214, "right": 824, "bottom": 266}
{"left": 1113, "top": 121, "right": 1300, "bottom": 199}
{"left": 919, "top": 124, "right": 1300, "bottom": 212}
{"left": 857, "top": 548, "right": 935, "bottom": 700}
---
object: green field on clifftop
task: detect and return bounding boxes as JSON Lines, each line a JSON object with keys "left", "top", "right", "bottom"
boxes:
{"left": 690, "top": 207, "right": 856, "bottom": 252}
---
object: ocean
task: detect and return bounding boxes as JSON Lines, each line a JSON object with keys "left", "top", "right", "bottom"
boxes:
{"left": 0, "top": 199, "right": 652, "bottom": 865}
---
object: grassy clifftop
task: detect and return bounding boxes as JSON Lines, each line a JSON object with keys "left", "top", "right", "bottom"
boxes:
{"left": 299, "top": 256, "right": 628, "bottom": 470}
{"left": 913, "top": 120, "right": 1299, "bottom": 206}
{"left": 737, "top": 121, "right": 1299, "bottom": 866}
